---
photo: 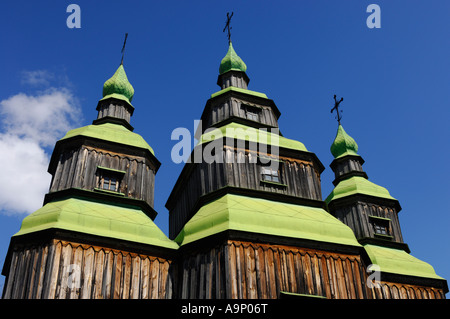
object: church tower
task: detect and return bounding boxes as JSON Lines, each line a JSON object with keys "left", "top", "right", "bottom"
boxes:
{"left": 166, "top": 40, "right": 377, "bottom": 299}
{"left": 1, "top": 61, "right": 178, "bottom": 299}
{"left": 326, "top": 122, "right": 447, "bottom": 298}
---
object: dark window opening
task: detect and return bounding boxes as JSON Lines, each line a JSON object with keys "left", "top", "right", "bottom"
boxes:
{"left": 243, "top": 105, "right": 261, "bottom": 122}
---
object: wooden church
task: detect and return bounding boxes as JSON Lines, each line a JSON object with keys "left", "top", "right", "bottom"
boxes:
{"left": 1, "top": 29, "right": 448, "bottom": 299}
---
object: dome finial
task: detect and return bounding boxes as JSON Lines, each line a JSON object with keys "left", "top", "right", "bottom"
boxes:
{"left": 222, "top": 12, "right": 234, "bottom": 44}
{"left": 120, "top": 33, "right": 128, "bottom": 66}
{"left": 331, "top": 94, "right": 344, "bottom": 125}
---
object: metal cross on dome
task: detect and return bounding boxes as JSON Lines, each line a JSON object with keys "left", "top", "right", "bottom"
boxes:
{"left": 331, "top": 94, "right": 344, "bottom": 124}
{"left": 120, "top": 33, "right": 128, "bottom": 65}
{"left": 223, "top": 12, "right": 234, "bottom": 44}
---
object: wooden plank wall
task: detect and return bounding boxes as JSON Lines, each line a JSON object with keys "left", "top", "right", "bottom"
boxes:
{"left": 370, "top": 281, "right": 445, "bottom": 299}
{"left": 178, "top": 240, "right": 370, "bottom": 299}
{"left": 3, "top": 238, "right": 445, "bottom": 299}
{"left": 218, "top": 73, "right": 248, "bottom": 90}
{"left": 178, "top": 240, "right": 446, "bottom": 299}
{"left": 205, "top": 96, "right": 278, "bottom": 130}
{"left": 169, "top": 148, "right": 322, "bottom": 238}
{"left": 97, "top": 101, "right": 131, "bottom": 123}
{"left": 333, "top": 157, "right": 364, "bottom": 180}
{"left": 2, "top": 239, "right": 173, "bottom": 299}
{"left": 333, "top": 203, "right": 403, "bottom": 243}
{"left": 50, "top": 146, "right": 155, "bottom": 206}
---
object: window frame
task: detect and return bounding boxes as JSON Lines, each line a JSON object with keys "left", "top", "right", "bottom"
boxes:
{"left": 369, "top": 215, "right": 392, "bottom": 239}
{"left": 95, "top": 166, "right": 126, "bottom": 195}
{"left": 261, "top": 165, "right": 281, "bottom": 183}
{"left": 242, "top": 104, "right": 261, "bottom": 122}
{"left": 259, "top": 159, "right": 287, "bottom": 189}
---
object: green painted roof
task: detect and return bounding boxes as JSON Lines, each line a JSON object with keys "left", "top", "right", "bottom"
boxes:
{"left": 14, "top": 198, "right": 179, "bottom": 250}
{"left": 364, "top": 244, "right": 444, "bottom": 280}
{"left": 101, "top": 64, "right": 134, "bottom": 105}
{"left": 211, "top": 86, "right": 268, "bottom": 99}
{"left": 219, "top": 42, "right": 247, "bottom": 75}
{"left": 330, "top": 124, "right": 359, "bottom": 159}
{"left": 60, "top": 122, "right": 155, "bottom": 155}
{"left": 325, "top": 176, "right": 396, "bottom": 204}
{"left": 198, "top": 122, "right": 308, "bottom": 152}
{"left": 175, "top": 194, "right": 361, "bottom": 247}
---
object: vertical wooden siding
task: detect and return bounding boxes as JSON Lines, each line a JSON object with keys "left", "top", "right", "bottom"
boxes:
{"left": 204, "top": 97, "right": 279, "bottom": 130}
{"left": 97, "top": 101, "right": 131, "bottom": 123}
{"left": 169, "top": 148, "right": 322, "bottom": 238}
{"left": 333, "top": 203, "right": 404, "bottom": 243}
{"left": 50, "top": 146, "right": 156, "bottom": 206}
{"left": 179, "top": 240, "right": 369, "bottom": 299}
{"left": 4, "top": 239, "right": 445, "bottom": 299}
{"left": 178, "top": 240, "right": 445, "bottom": 299}
{"left": 3, "top": 240, "right": 173, "bottom": 299}
{"left": 370, "top": 281, "right": 445, "bottom": 299}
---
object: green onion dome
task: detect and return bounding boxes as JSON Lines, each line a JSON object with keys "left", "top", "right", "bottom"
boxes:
{"left": 219, "top": 42, "right": 247, "bottom": 75}
{"left": 102, "top": 64, "right": 134, "bottom": 104}
{"left": 330, "top": 124, "right": 359, "bottom": 159}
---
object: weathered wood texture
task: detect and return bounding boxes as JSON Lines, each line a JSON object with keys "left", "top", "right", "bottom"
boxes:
{"left": 97, "top": 101, "right": 132, "bottom": 123}
{"left": 2, "top": 239, "right": 173, "bottom": 299}
{"left": 332, "top": 157, "right": 364, "bottom": 180}
{"left": 49, "top": 146, "right": 156, "bottom": 206}
{"left": 204, "top": 96, "right": 279, "bottom": 130}
{"left": 179, "top": 240, "right": 369, "bottom": 299}
{"left": 219, "top": 73, "right": 248, "bottom": 90}
{"left": 169, "top": 147, "right": 322, "bottom": 239}
{"left": 333, "top": 202, "right": 404, "bottom": 243}
{"left": 178, "top": 240, "right": 446, "bottom": 299}
{"left": 370, "top": 281, "right": 445, "bottom": 299}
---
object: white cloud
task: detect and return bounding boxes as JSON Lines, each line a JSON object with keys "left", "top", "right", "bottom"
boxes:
{"left": 1, "top": 88, "right": 81, "bottom": 147}
{"left": 0, "top": 134, "right": 51, "bottom": 215}
{"left": 0, "top": 80, "right": 82, "bottom": 215}
{"left": 20, "top": 70, "right": 54, "bottom": 86}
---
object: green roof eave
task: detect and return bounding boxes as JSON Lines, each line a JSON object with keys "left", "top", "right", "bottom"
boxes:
{"left": 334, "top": 150, "right": 359, "bottom": 159}
{"left": 364, "top": 244, "right": 444, "bottom": 280}
{"left": 211, "top": 86, "right": 268, "bottom": 99}
{"left": 197, "top": 122, "right": 308, "bottom": 152}
{"left": 98, "top": 93, "right": 134, "bottom": 109}
{"left": 174, "top": 194, "right": 361, "bottom": 248}
{"left": 325, "top": 176, "right": 397, "bottom": 204}
{"left": 14, "top": 198, "right": 179, "bottom": 250}
{"left": 60, "top": 122, "right": 155, "bottom": 156}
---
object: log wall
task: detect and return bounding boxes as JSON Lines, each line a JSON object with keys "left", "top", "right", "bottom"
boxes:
{"left": 2, "top": 239, "right": 173, "bottom": 299}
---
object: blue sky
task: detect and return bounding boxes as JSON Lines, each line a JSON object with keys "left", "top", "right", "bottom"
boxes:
{"left": 0, "top": 1, "right": 449, "bottom": 296}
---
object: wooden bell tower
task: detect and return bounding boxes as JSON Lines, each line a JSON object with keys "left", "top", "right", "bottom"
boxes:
{"left": 1, "top": 59, "right": 178, "bottom": 299}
